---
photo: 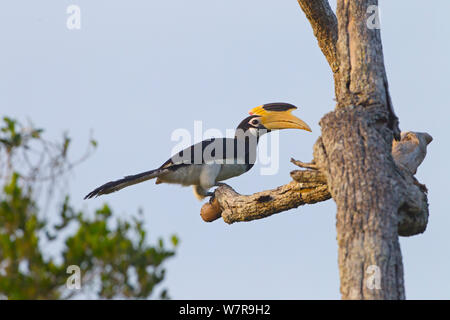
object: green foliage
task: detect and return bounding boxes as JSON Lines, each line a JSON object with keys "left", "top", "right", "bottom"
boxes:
{"left": 0, "top": 117, "right": 42, "bottom": 153}
{"left": 0, "top": 117, "right": 178, "bottom": 299}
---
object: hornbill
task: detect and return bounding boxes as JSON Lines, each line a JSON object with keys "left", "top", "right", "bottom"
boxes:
{"left": 84, "top": 103, "right": 311, "bottom": 200}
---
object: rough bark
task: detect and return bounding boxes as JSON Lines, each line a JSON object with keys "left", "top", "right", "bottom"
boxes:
{"left": 315, "top": 107, "right": 405, "bottom": 299}
{"left": 310, "top": 0, "right": 403, "bottom": 299}
{"left": 208, "top": 171, "right": 330, "bottom": 224}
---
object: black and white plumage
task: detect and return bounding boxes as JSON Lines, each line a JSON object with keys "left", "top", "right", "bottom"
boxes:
{"left": 84, "top": 103, "right": 311, "bottom": 200}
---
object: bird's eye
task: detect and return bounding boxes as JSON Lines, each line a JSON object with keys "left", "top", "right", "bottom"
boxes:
{"left": 250, "top": 119, "right": 260, "bottom": 126}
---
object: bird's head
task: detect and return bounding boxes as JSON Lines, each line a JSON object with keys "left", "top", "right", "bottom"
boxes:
{"left": 236, "top": 103, "right": 311, "bottom": 139}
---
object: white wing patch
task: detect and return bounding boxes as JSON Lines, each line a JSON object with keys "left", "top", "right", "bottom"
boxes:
{"left": 199, "top": 164, "right": 221, "bottom": 189}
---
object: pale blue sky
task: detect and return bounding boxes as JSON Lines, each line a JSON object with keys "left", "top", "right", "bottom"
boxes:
{"left": 1, "top": 1, "right": 449, "bottom": 299}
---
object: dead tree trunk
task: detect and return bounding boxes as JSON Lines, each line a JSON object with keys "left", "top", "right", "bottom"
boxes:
{"left": 201, "top": 0, "right": 431, "bottom": 300}
{"left": 305, "top": 0, "right": 405, "bottom": 300}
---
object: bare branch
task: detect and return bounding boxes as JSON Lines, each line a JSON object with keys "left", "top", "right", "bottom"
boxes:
{"left": 200, "top": 131, "right": 431, "bottom": 238}
{"left": 203, "top": 179, "right": 330, "bottom": 224}
{"left": 297, "top": 0, "right": 339, "bottom": 72}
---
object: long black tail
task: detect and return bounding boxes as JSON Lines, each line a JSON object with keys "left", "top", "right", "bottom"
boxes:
{"left": 84, "top": 168, "right": 162, "bottom": 199}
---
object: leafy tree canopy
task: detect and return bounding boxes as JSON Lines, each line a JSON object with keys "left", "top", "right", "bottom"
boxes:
{"left": 0, "top": 117, "right": 178, "bottom": 299}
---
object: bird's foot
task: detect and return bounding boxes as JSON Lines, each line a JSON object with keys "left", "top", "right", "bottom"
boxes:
{"left": 193, "top": 185, "right": 212, "bottom": 200}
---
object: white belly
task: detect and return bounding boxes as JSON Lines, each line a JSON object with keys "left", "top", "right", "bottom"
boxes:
{"left": 157, "top": 163, "right": 248, "bottom": 187}
{"left": 158, "top": 165, "right": 203, "bottom": 186}
{"left": 216, "top": 164, "right": 248, "bottom": 182}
